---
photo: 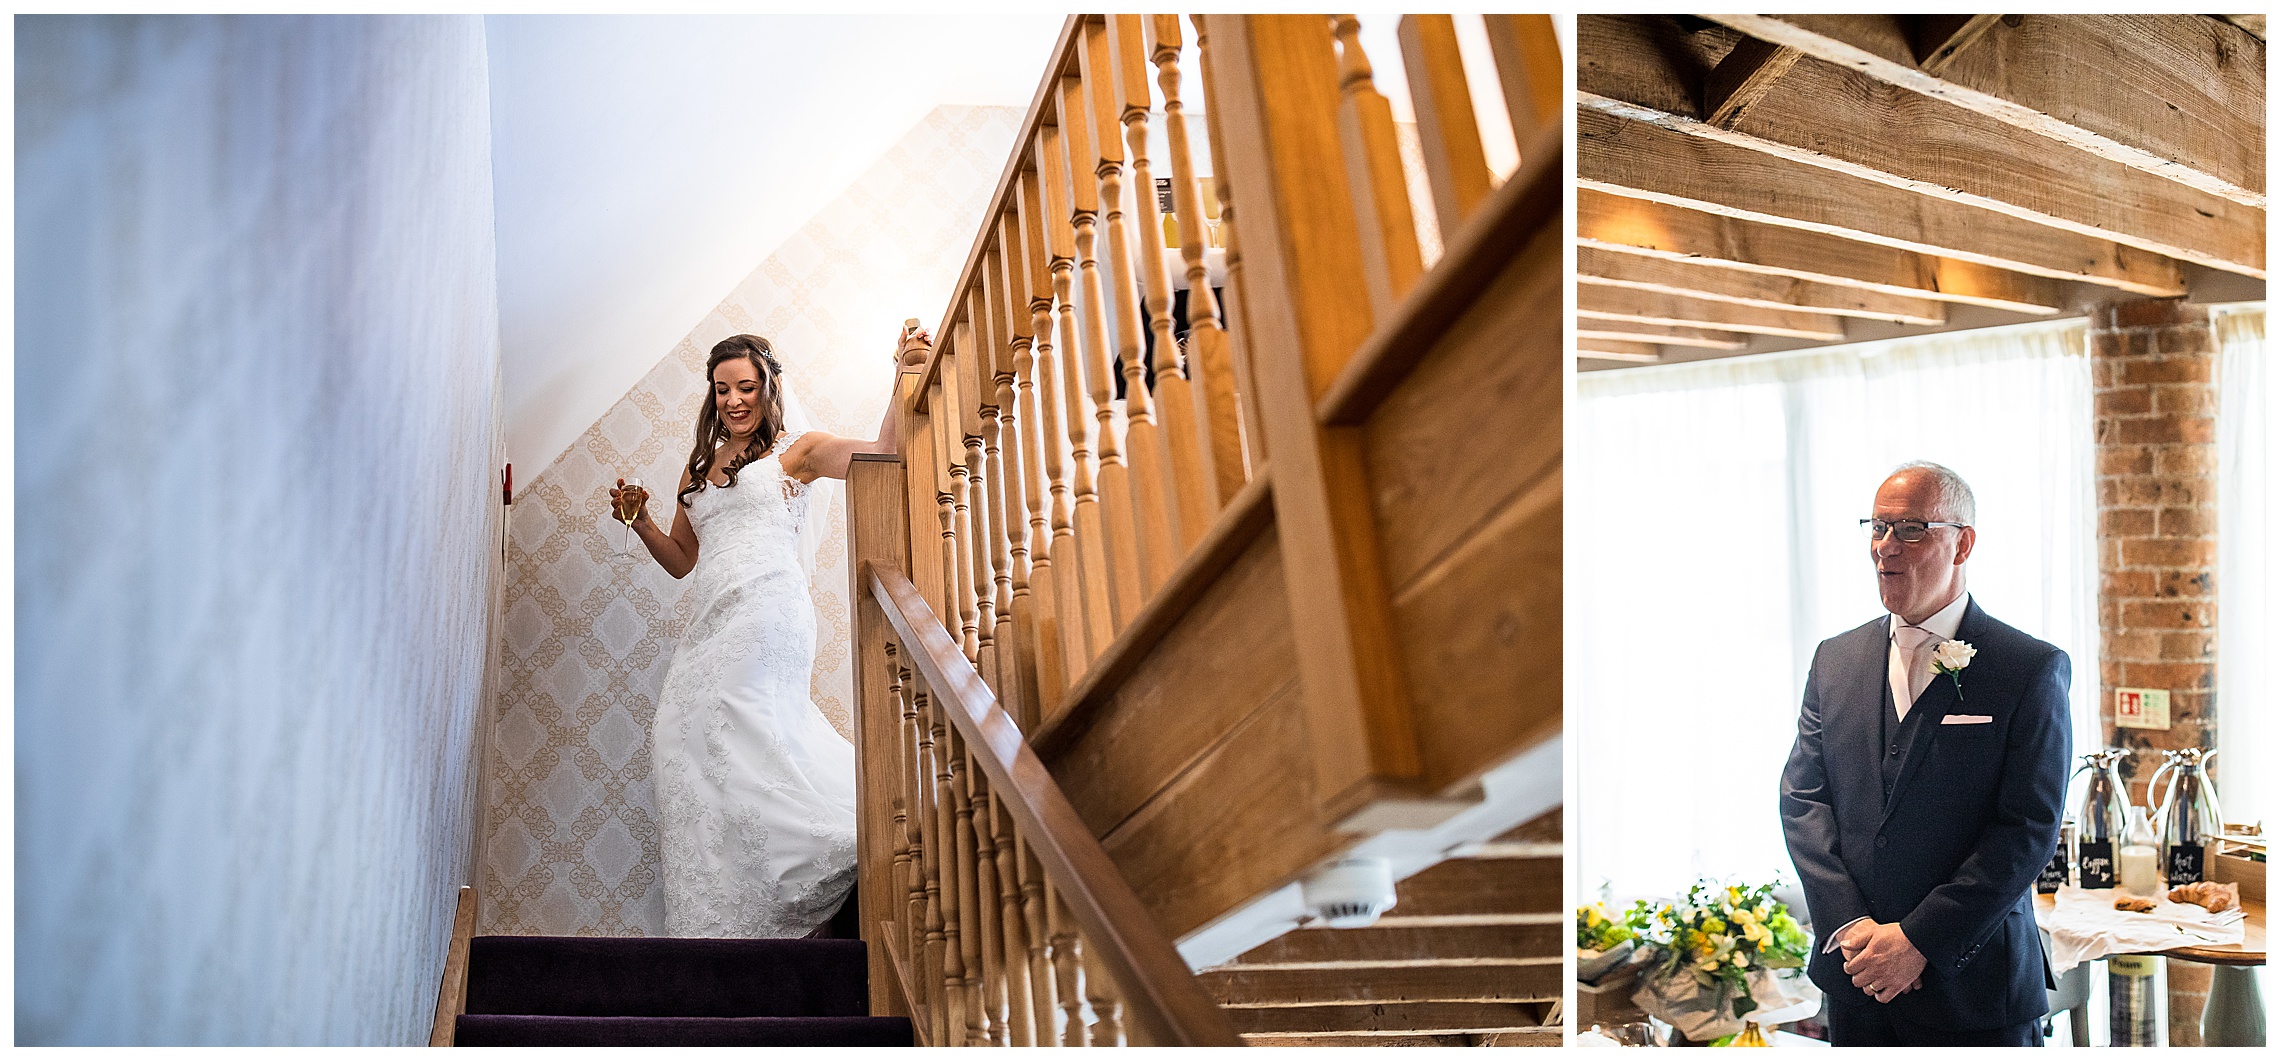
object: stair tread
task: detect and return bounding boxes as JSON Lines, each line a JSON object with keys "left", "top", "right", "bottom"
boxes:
{"left": 455, "top": 1013, "right": 913, "bottom": 1047}
{"left": 466, "top": 935, "right": 869, "bottom": 1018}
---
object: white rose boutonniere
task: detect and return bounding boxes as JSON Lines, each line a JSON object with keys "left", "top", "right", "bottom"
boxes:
{"left": 1931, "top": 639, "right": 1976, "bottom": 700}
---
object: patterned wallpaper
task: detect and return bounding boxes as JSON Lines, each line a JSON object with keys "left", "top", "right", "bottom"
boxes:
{"left": 16, "top": 16, "right": 501, "bottom": 1044}
{"left": 476, "top": 104, "right": 1026, "bottom": 935}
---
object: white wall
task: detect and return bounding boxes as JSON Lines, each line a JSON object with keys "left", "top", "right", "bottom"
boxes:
{"left": 485, "top": 14, "right": 1064, "bottom": 478}
{"left": 16, "top": 15, "right": 502, "bottom": 1044}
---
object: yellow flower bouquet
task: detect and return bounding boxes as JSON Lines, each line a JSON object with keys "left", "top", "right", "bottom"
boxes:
{"left": 1628, "top": 880, "right": 1815, "bottom": 1042}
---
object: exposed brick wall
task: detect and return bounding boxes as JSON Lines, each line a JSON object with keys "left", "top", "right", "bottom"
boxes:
{"left": 2089, "top": 299, "right": 2219, "bottom": 806}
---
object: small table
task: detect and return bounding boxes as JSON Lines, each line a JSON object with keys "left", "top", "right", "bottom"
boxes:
{"left": 2034, "top": 893, "right": 2265, "bottom": 1046}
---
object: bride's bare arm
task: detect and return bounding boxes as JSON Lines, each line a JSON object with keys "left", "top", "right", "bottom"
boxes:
{"left": 618, "top": 471, "right": 701, "bottom": 578}
{"left": 783, "top": 324, "right": 934, "bottom": 483}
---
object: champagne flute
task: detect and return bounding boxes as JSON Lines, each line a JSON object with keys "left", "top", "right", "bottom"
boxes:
{"left": 613, "top": 477, "right": 643, "bottom": 564}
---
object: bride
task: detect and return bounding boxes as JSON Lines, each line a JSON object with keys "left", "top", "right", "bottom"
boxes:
{"left": 613, "top": 327, "right": 930, "bottom": 937}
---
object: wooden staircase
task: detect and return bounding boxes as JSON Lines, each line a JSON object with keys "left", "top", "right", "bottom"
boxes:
{"left": 1205, "top": 811, "right": 1563, "bottom": 1046}
{"left": 844, "top": 13, "right": 1565, "bottom": 1046}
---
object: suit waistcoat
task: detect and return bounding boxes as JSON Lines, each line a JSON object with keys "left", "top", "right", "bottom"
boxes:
{"left": 1877, "top": 673, "right": 1930, "bottom": 797}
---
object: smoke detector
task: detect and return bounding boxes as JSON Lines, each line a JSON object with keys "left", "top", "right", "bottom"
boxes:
{"left": 1301, "top": 858, "right": 1398, "bottom": 928}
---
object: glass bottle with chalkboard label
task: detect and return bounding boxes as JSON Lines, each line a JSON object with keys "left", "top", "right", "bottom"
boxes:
{"left": 2072, "top": 749, "right": 2129, "bottom": 890}
{"left": 2153, "top": 747, "right": 2223, "bottom": 886}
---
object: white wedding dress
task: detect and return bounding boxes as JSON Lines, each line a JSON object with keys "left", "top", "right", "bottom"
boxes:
{"left": 652, "top": 430, "right": 858, "bottom": 938}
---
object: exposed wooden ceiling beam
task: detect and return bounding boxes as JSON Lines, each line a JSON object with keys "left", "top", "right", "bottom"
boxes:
{"left": 1202, "top": 961, "right": 1560, "bottom": 1007}
{"left": 1577, "top": 189, "right": 2068, "bottom": 315}
{"left": 1392, "top": 855, "right": 1556, "bottom": 918}
{"left": 1226, "top": 1001, "right": 1548, "bottom": 1037}
{"left": 1576, "top": 323, "right": 1746, "bottom": 351}
{"left": 1909, "top": 14, "right": 2004, "bottom": 75}
{"left": 1575, "top": 340, "right": 1663, "bottom": 363}
{"left": 1701, "top": 36, "right": 1799, "bottom": 128}
{"left": 1579, "top": 108, "right": 2190, "bottom": 297}
{"left": 1580, "top": 286, "right": 1848, "bottom": 341}
{"left": 1578, "top": 24, "right": 2262, "bottom": 277}
{"left": 1703, "top": 14, "right": 2266, "bottom": 207}
{"left": 1578, "top": 247, "right": 1946, "bottom": 326}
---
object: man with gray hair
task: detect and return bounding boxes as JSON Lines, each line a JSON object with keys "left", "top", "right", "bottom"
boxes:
{"left": 1780, "top": 462, "right": 2071, "bottom": 1045}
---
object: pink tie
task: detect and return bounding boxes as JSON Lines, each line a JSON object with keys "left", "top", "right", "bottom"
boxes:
{"left": 1893, "top": 625, "right": 1939, "bottom": 717}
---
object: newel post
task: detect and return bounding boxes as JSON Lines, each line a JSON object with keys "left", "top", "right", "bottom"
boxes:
{"left": 1199, "top": 14, "right": 1431, "bottom": 828}
{"left": 849, "top": 448, "right": 912, "bottom": 1020}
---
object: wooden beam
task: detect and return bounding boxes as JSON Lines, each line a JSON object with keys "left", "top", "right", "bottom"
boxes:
{"left": 1909, "top": 14, "right": 2004, "bottom": 74}
{"left": 1394, "top": 855, "right": 1559, "bottom": 918}
{"left": 1576, "top": 323, "right": 1747, "bottom": 351}
{"left": 1704, "top": 14, "right": 2266, "bottom": 208}
{"left": 1233, "top": 922, "right": 1561, "bottom": 966}
{"left": 1227, "top": 1001, "right": 1547, "bottom": 1036}
{"left": 1575, "top": 340, "right": 1662, "bottom": 363}
{"left": 1578, "top": 35, "right": 2265, "bottom": 278}
{"left": 1577, "top": 189, "right": 2068, "bottom": 315}
{"left": 1701, "top": 36, "right": 1800, "bottom": 128}
{"left": 1579, "top": 285, "right": 1848, "bottom": 341}
{"left": 1202, "top": 961, "right": 1560, "bottom": 1007}
{"left": 1578, "top": 247, "right": 1946, "bottom": 325}
{"left": 1579, "top": 108, "right": 2190, "bottom": 296}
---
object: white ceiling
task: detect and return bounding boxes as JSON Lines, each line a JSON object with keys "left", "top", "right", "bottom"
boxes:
{"left": 485, "top": 14, "right": 1065, "bottom": 473}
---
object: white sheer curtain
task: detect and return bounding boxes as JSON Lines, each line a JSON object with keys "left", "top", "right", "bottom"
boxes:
{"left": 2213, "top": 304, "right": 2267, "bottom": 833}
{"left": 1573, "top": 319, "right": 2098, "bottom": 908}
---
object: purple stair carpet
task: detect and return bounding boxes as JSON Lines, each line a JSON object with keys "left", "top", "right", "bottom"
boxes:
{"left": 457, "top": 915, "right": 911, "bottom": 1047}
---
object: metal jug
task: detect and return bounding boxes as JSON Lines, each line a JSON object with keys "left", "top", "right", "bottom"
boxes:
{"left": 2151, "top": 748, "right": 2224, "bottom": 885}
{"left": 2070, "top": 749, "right": 2130, "bottom": 889}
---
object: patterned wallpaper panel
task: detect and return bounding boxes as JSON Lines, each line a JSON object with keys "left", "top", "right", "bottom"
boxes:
{"left": 477, "top": 104, "right": 1025, "bottom": 935}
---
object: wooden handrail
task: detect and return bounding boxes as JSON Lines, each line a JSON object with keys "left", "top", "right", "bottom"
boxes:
{"left": 864, "top": 560, "right": 1243, "bottom": 1048}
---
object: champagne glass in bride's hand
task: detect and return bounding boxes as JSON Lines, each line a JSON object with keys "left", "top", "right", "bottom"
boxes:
{"left": 610, "top": 477, "right": 645, "bottom": 564}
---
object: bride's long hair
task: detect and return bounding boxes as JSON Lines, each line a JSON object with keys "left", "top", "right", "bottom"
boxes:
{"left": 679, "top": 334, "right": 789, "bottom": 506}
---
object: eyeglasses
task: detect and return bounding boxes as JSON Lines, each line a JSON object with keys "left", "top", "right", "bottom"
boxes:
{"left": 1859, "top": 518, "right": 1969, "bottom": 543}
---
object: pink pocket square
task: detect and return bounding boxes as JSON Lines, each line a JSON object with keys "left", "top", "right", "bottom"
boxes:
{"left": 1940, "top": 714, "right": 1994, "bottom": 725}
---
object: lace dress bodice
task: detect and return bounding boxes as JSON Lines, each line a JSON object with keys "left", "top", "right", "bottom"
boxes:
{"left": 652, "top": 432, "right": 857, "bottom": 938}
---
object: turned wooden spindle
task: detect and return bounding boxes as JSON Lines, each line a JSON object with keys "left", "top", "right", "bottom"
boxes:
{"left": 1482, "top": 14, "right": 1561, "bottom": 148}
{"left": 1011, "top": 171, "right": 1071, "bottom": 713}
{"left": 914, "top": 689, "right": 949, "bottom": 1045}
{"left": 894, "top": 660, "right": 931, "bottom": 1033}
{"left": 1191, "top": 15, "right": 1271, "bottom": 470}
{"left": 1079, "top": 18, "right": 1180, "bottom": 596}
{"left": 1016, "top": 832, "right": 1057, "bottom": 1044}
{"left": 1333, "top": 14, "right": 1426, "bottom": 316}
{"left": 973, "top": 272, "right": 1017, "bottom": 715}
{"left": 1018, "top": 162, "right": 1090, "bottom": 697}
{"left": 1056, "top": 69, "right": 1149, "bottom": 631}
{"left": 989, "top": 215, "right": 1044, "bottom": 729}
{"left": 988, "top": 793, "right": 1035, "bottom": 1047}
{"left": 1398, "top": 13, "right": 1494, "bottom": 238}
{"left": 931, "top": 715, "right": 968, "bottom": 1044}
{"left": 1038, "top": 115, "right": 1119, "bottom": 664}
{"left": 954, "top": 315, "right": 999, "bottom": 689}
{"left": 1081, "top": 938, "right": 1127, "bottom": 1046}
{"left": 885, "top": 644, "right": 915, "bottom": 982}
{"left": 949, "top": 739, "right": 988, "bottom": 1045}
{"left": 964, "top": 762, "right": 1009, "bottom": 1046}
{"left": 1110, "top": 14, "right": 1214, "bottom": 555}
{"left": 1045, "top": 882, "right": 1089, "bottom": 1046}
{"left": 932, "top": 372, "right": 979, "bottom": 660}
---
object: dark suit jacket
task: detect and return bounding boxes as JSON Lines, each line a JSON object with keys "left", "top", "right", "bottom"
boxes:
{"left": 1780, "top": 598, "right": 2071, "bottom": 1030}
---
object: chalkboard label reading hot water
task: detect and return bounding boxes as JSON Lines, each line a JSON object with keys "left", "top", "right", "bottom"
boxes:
{"left": 2077, "top": 840, "right": 2115, "bottom": 889}
{"left": 2165, "top": 843, "right": 2205, "bottom": 885}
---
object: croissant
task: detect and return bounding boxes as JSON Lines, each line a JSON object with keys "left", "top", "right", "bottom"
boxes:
{"left": 2166, "top": 880, "right": 2240, "bottom": 913}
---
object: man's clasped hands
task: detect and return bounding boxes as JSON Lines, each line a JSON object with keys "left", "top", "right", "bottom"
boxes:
{"left": 1840, "top": 919, "right": 1928, "bottom": 1004}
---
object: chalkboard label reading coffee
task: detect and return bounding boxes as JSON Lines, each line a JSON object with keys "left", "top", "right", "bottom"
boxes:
{"left": 2165, "top": 842, "right": 2205, "bottom": 885}
{"left": 2077, "top": 840, "right": 2116, "bottom": 889}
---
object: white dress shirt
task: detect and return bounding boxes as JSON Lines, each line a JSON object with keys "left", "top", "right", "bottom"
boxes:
{"left": 1888, "top": 590, "right": 1969, "bottom": 722}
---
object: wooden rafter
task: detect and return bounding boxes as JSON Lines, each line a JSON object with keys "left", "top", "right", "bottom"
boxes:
{"left": 1577, "top": 323, "right": 1746, "bottom": 351}
{"left": 1701, "top": 36, "right": 1800, "bottom": 128}
{"left": 1580, "top": 285, "right": 1847, "bottom": 341}
{"left": 1909, "top": 14, "right": 2003, "bottom": 74}
{"left": 1579, "top": 108, "right": 2190, "bottom": 296}
{"left": 1703, "top": 14, "right": 2266, "bottom": 207}
{"left": 1227, "top": 1001, "right": 1549, "bottom": 1036}
{"left": 1578, "top": 247, "right": 1946, "bottom": 326}
{"left": 1202, "top": 961, "right": 1561, "bottom": 1007}
{"left": 1576, "top": 341, "right": 1663, "bottom": 364}
{"left": 1578, "top": 19, "right": 2265, "bottom": 278}
{"left": 1576, "top": 190, "right": 2067, "bottom": 315}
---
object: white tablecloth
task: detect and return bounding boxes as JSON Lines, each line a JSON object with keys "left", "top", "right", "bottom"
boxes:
{"left": 2035, "top": 886, "right": 2246, "bottom": 974}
